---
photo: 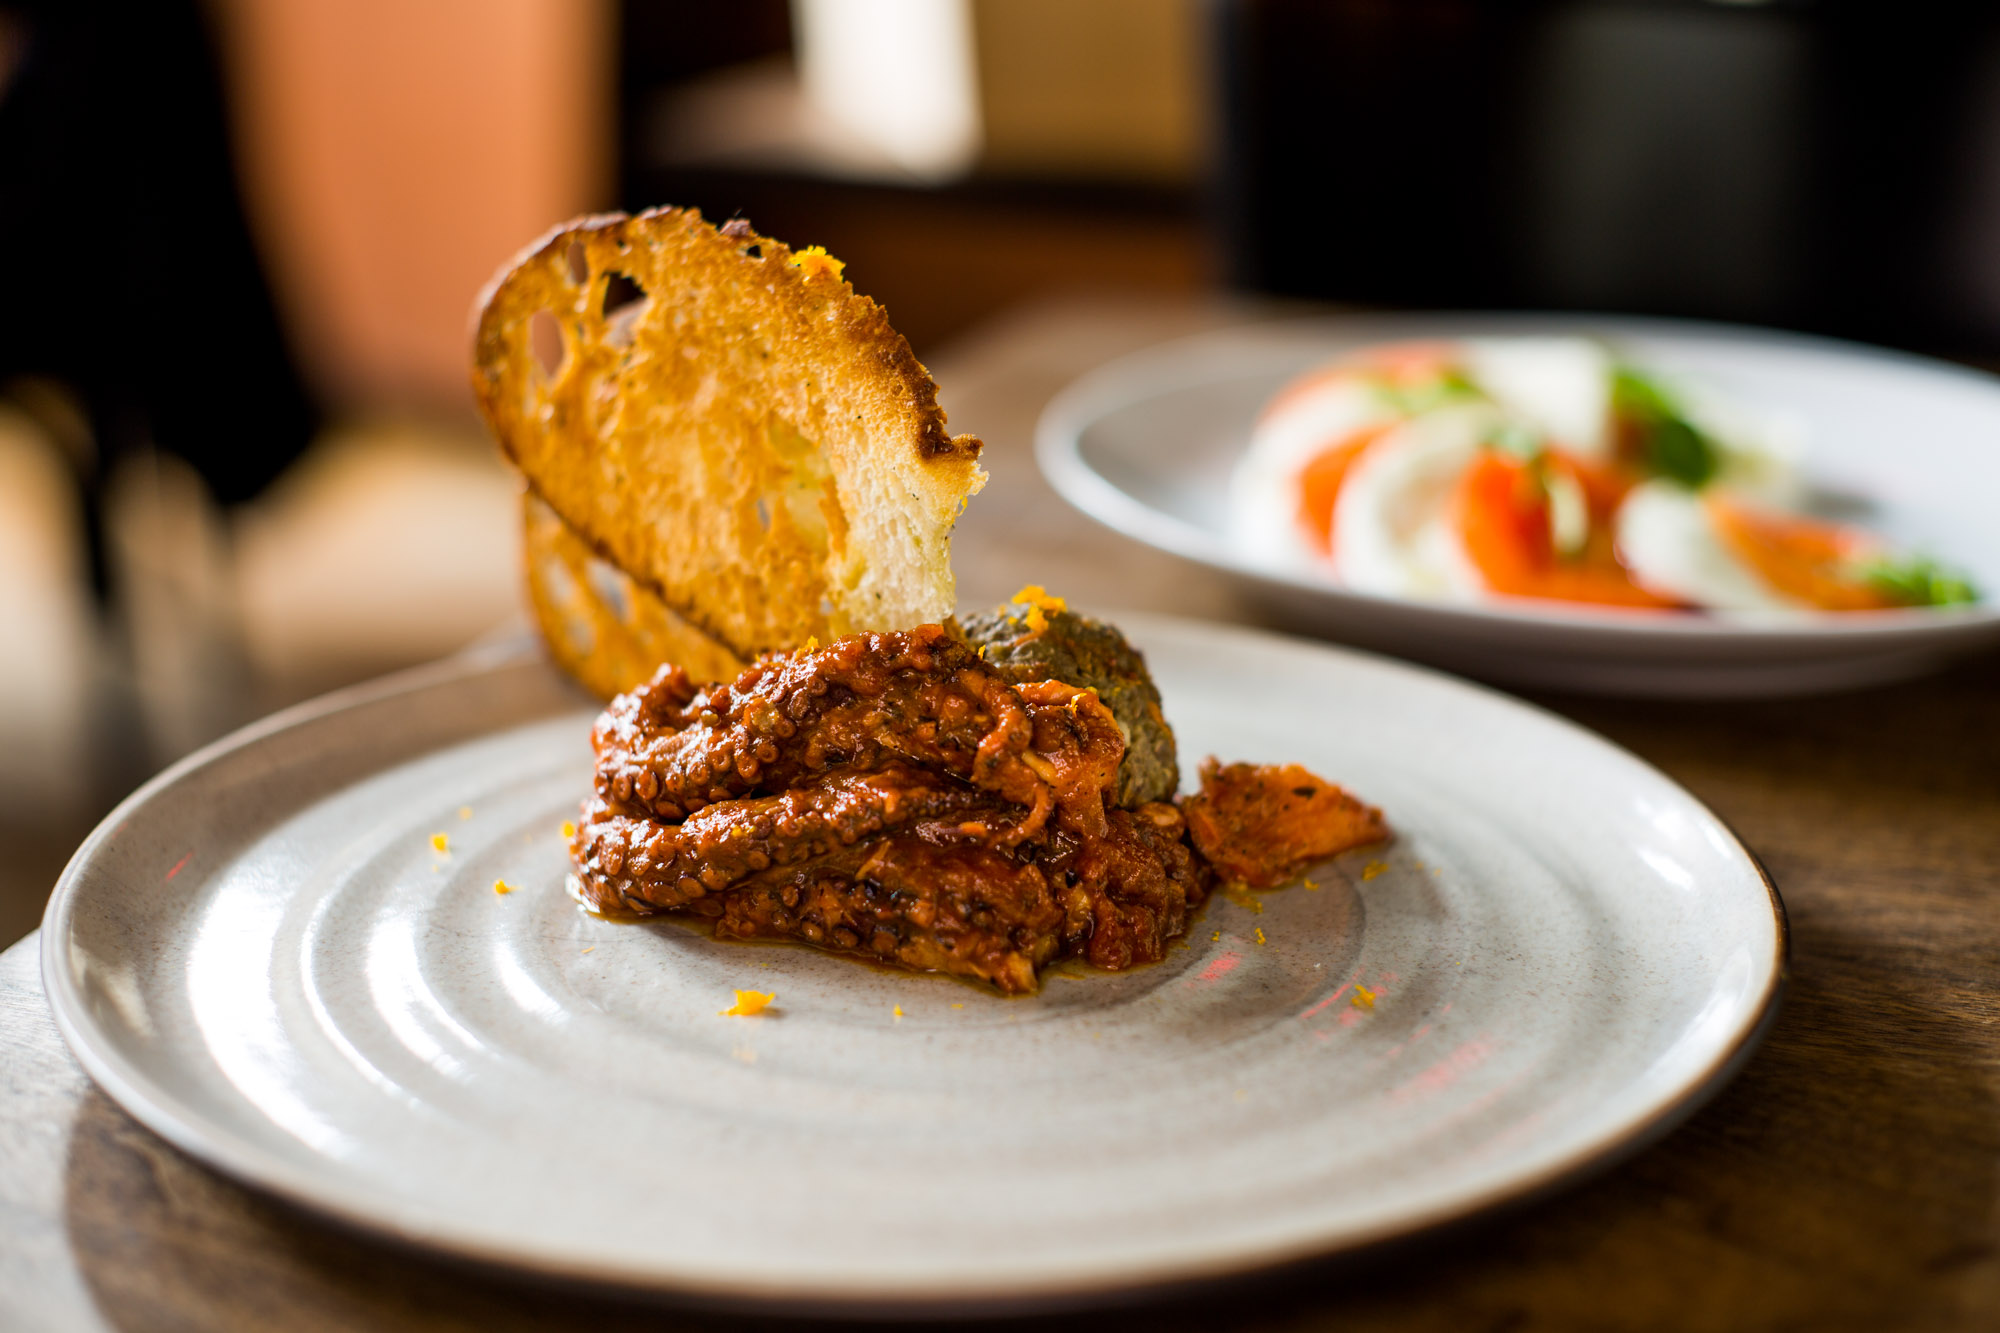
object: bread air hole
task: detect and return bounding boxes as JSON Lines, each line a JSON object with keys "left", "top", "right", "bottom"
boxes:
{"left": 601, "top": 272, "right": 650, "bottom": 348}
{"left": 564, "top": 239, "right": 589, "bottom": 284}
{"left": 528, "top": 310, "right": 566, "bottom": 380}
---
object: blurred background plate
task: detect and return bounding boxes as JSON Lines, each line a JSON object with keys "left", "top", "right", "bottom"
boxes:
{"left": 42, "top": 618, "right": 1783, "bottom": 1312}
{"left": 1038, "top": 314, "right": 2000, "bottom": 697}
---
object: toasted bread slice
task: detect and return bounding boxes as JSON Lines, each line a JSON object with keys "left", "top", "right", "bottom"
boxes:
{"left": 473, "top": 208, "right": 984, "bottom": 663}
{"left": 521, "top": 490, "right": 746, "bottom": 698}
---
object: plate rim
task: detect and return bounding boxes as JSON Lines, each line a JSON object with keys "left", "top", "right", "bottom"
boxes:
{"left": 1035, "top": 310, "right": 2000, "bottom": 648}
{"left": 41, "top": 620, "right": 1790, "bottom": 1314}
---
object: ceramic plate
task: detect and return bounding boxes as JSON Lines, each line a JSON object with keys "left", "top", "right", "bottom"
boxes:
{"left": 1038, "top": 315, "right": 2000, "bottom": 696}
{"left": 44, "top": 619, "right": 1784, "bottom": 1312}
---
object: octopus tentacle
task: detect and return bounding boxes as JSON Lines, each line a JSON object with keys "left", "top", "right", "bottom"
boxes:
{"left": 573, "top": 766, "right": 1011, "bottom": 910}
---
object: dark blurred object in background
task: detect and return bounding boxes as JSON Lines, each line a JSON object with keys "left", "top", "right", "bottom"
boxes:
{"left": 0, "top": 0, "right": 319, "bottom": 552}
{"left": 1218, "top": 0, "right": 2000, "bottom": 358}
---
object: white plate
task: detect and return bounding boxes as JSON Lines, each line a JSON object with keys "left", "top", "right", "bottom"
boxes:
{"left": 43, "top": 620, "right": 1785, "bottom": 1313}
{"left": 1037, "top": 315, "right": 2000, "bottom": 696}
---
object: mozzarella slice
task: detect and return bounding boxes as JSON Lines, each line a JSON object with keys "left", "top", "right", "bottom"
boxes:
{"left": 1333, "top": 405, "right": 1488, "bottom": 601}
{"left": 1462, "top": 338, "right": 1611, "bottom": 457}
{"left": 1231, "top": 376, "right": 1391, "bottom": 565}
{"left": 1616, "top": 481, "right": 1801, "bottom": 612}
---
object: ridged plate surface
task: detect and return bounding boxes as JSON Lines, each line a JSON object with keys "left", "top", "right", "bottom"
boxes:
{"left": 43, "top": 619, "right": 1784, "bottom": 1310}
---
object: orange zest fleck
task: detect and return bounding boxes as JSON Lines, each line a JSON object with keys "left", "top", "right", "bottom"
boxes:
{"left": 1010, "top": 585, "right": 1066, "bottom": 634}
{"left": 1011, "top": 583, "right": 1067, "bottom": 613}
{"left": 1254, "top": 927, "right": 1268, "bottom": 945}
{"left": 892, "top": 1004, "right": 905, "bottom": 1021}
{"left": 1361, "top": 860, "right": 1387, "bottom": 881}
{"left": 720, "top": 990, "right": 775, "bottom": 1017}
{"left": 430, "top": 833, "right": 449, "bottom": 854}
{"left": 458, "top": 806, "right": 472, "bottom": 820}
{"left": 789, "top": 245, "right": 845, "bottom": 281}
{"left": 560, "top": 820, "right": 577, "bottom": 839}
{"left": 1352, "top": 984, "right": 1376, "bottom": 1011}
{"left": 492, "top": 879, "right": 513, "bottom": 895}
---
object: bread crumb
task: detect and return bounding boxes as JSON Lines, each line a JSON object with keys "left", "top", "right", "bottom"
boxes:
{"left": 430, "top": 833, "right": 449, "bottom": 854}
{"left": 492, "top": 879, "right": 513, "bottom": 895}
{"left": 1352, "top": 984, "right": 1376, "bottom": 1010}
{"left": 950, "top": 1002, "right": 964, "bottom": 1009}
{"left": 1254, "top": 927, "right": 1267, "bottom": 945}
{"left": 582, "top": 946, "right": 594, "bottom": 953}
{"left": 720, "top": 990, "right": 775, "bottom": 1017}
{"left": 1361, "top": 860, "right": 1387, "bottom": 881}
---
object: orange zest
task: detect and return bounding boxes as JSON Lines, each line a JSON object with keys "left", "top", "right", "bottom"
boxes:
{"left": 720, "top": 990, "right": 775, "bottom": 1017}
{"left": 788, "top": 244, "right": 845, "bottom": 281}
{"left": 1011, "top": 584, "right": 1066, "bottom": 634}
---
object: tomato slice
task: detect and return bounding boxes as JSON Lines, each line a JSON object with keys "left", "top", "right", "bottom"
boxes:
{"left": 1456, "top": 451, "right": 1681, "bottom": 608}
{"left": 1704, "top": 496, "right": 1895, "bottom": 611}
{"left": 1263, "top": 341, "right": 1462, "bottom": 417}
{"left": 1296, "top": 421, "right": 1395, "bottom": 555}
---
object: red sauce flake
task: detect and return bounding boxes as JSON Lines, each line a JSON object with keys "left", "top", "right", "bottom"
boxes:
{"left": 1182, "top": 759, "right": 1389, "bottom": 889}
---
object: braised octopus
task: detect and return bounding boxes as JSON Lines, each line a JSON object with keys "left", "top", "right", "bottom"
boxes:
{"left": 569, "top": 622, "right": 1385, "bottom": 993}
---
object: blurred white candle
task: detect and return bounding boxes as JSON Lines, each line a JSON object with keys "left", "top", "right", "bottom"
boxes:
{"left": 792, "top": 0, "right": 981, "bottom": 180}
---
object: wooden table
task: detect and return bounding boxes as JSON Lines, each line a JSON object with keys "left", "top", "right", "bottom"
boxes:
{"left": 6, "top": 297, "right": 1999, "bottom": 1332}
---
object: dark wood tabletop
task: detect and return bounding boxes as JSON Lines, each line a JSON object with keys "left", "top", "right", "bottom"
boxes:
{"left": 5, "top": 297, "right": 1998, "bottom": 1332}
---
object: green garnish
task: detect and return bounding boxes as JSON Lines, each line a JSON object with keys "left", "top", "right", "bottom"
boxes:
{"left": 1483, "top": 419, "right": 1543, "bottom": 460}
{"left": 1375, "top": 367, "right": 1481, "bottom": 416}
{"left": 1611, "top": 366, "right": 1720, "bottom": 489}
{"left": 1855, "top": 554, "right": 1980, "bottom": 607}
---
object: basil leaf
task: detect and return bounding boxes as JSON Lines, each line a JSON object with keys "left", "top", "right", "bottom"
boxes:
{"left": 1856, "top": 555, "right": 1980, "bottom": 607}
{"left": 1376, "top": 367, "right": 1481, "bottom": 415}
{"left": 1612, "top": 366, "right": 1719, "bottom": 489}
